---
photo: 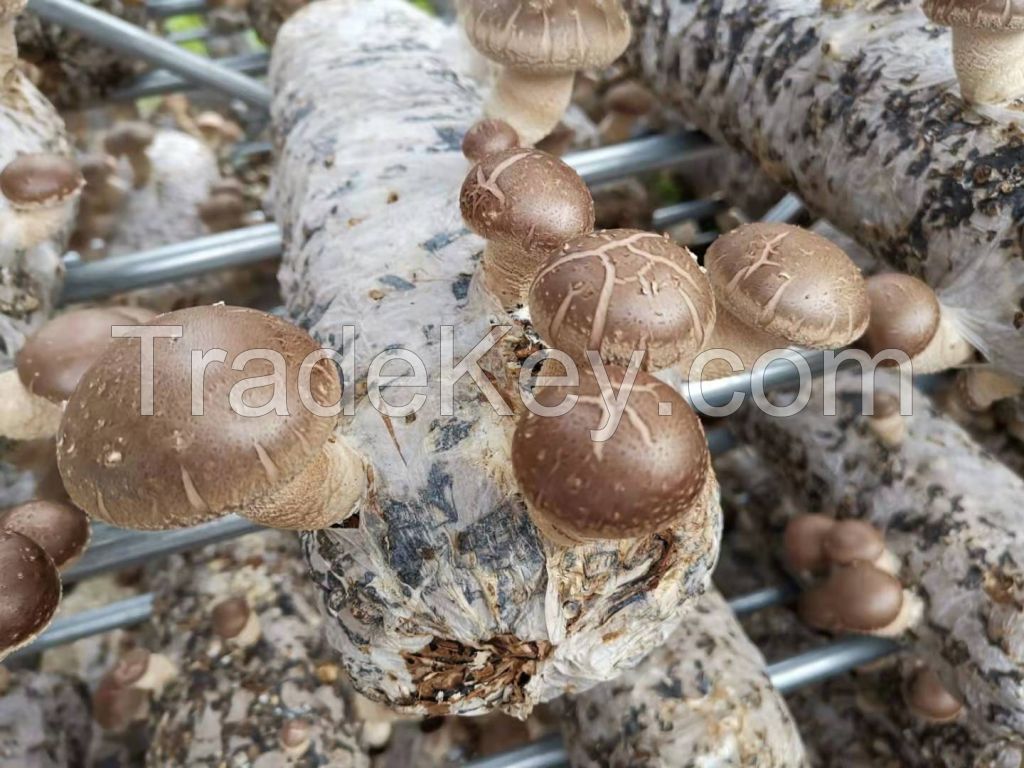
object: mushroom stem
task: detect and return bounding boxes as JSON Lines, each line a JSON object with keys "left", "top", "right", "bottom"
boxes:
{"left": 950, "top": 26, "right": 1024, "bottom": 105}
{"left": 125, "top": 150, "right": 153, "bottom": 189}
{"left": 0, "top": 19, "right": 15, "bottom": 81}
{"left": 0, "top": 369, "right": 62, "bottom": 441}
{"left": 958, "top": 368, "right": 1023, "bottom": 411}
{"left": 487, "top": 69, "right": 575, "bottom": 146}
{"left": 481, "top": 238, "right": 545, "bottom": 308}
{"left": 694, "top": 305, "right": 787, "bottom": 380}
{"left": 0, "top": 202, "right": 77, "bottom": 252}
{"left": 240, "top": 435, "right": 365, "bottom": 530}
{"left": 909, "top": 306, "right": 975, "bottom": 373}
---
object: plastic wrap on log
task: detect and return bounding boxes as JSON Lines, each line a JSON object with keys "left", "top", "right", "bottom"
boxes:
{"left": 622, "top": 0, "right": 1024, "bottom": 379}
{"left": 562, "top": 588, "right": 806, "bottom": 768}
{"left": 270, "top": 0, "right": 721, "bottom": 717}
{"left": 0, "top": 671, "right": 93, "bottom": 767}
{"left": 736, "top": 374, "right": 1024, "bottom": 741}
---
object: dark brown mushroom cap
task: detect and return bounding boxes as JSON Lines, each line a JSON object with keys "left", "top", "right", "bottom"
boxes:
{"left": 198, "top": 193, "right": 247, "bottom": 226}
{"left": 0, "top": 530, "right": 61, "bottom": 658}
{"left": 512, "top": 365, "right": 710, "bottom": 540}
{"left": 77, "top": 154, "right": 117, "bottom": 188}
{"left": 462, "top": 119, "right": 521, "bottom": 163}
{"left": 905, "top": 666, "right": 963, "bottom": 722}
{"left": 603, "top": 81, "right": 655, "bottom": 116}
{"left": 461, "top": 0, "right": 632, "bottom": 73}
{"left": 211, "top": 596, "right": 251, "bottom": 639}
{"left": 705, "top": 223, "right": 869, "bottom": 349}
{"left": 924, "top": 0, "right": 1024, "bottom": 29}
{"left": 109, "top": 648, "right": 153, "bottom": 688}
{"left": 103, "top": 122, "right": 157, "bottom": 156}
{"left": 782, "top": 514, "right": 835, "bottom": 573}
{"left": 460, "top": 148, "right": 594, "bottom": 253}
{"left": 0, "top": 500, "right": 90, "bottom": 569}
{"left": 56, "top": 305, "right": 342, "bottom": 530}
{"left": 799, "top": 562, "right": 904, "bottom": 632}
{"left": 16, "top": 306, "right": 157, "bottom": 404}
{"left": 822, "top": 519, "right": 886, "bottom": 566}
{"left": 0, "top": 154, "right": 84, "bottom": 209}
{"left": 529, "top": 229, "right": 716, "bottom": 371}
{"left": 92, "top": 674, "right": 149, "bottom": 732}
{"left": 861, "top": 273, "right": 941, "bottom": 360}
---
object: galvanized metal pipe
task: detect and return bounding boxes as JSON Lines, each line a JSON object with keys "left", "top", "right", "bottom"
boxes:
{"left": 113, "top": 52, "right": 270, "bottom": 101}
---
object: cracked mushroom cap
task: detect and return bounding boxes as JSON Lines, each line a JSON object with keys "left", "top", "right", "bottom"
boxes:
{"left": 16, "top": 306, "right": 157, "bottom": 405}
{"left": 798, "top": 562, "right": 904, "bottom": 633}
{"left": 924, "top": 0, "right": 1024, "bottom": 28}
{"left": 462, "top": 119, "right": 520, "bottom": 163}
{"left": 705, "top": 223, "right": 870, "bottom": 348}
{"left": 905, "top": 666, "right": 963, "bottom": 723}
{"left": 461, "top": 0, "right": 632, "bottom": 74}
{"left": 0, "top": 530, "right": 61, "bottom": 660}
{"left": 529, "top": 229, "right": 716, "bottom": 371}
{"left": 56, "top": 305, "right": 342, "bottom": 530}
{"left": 461, "top": 147, "right": 594, "bottom": 254}
{"left": 0, "top": 154, "right": 84, "bottom": 211}
{"left": 512, "top": 364, "right": 710, "bottom": 541}
{"left": 103, "top": 122, "right": 156, "bottom": 157}
{"left": 822, "top": 519, "right": 885, "bottom": 566}
{"left": 0, "top": 500, "right": 90, "bottom": 570}
{"left": 861, "top": 273, "right": 941, "bottom": 360}
{"left": 782, "top": 513, "right": 835, "bottom": 573}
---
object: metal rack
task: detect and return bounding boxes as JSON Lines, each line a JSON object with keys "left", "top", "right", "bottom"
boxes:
{"left": 7, "top": 2, "right": 900, "bottom": 766}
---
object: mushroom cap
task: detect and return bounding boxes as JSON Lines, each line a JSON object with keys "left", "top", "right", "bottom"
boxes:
{"left": 603, "top": 81, "right": 655, "bottom": 116}
{"left": 104, "top": 122, "right": 157, "bottom": 155}
{"left": 782, "top": 513, "right": 835, "bottom": 573}
{"left": 923, "top": 0, "right": 1024, "bottom": 29}
{"left": 460, "top": 148, "right": 594, "bottom": 253}
{"left": 0, "top": 530, "right": 61, "bottom": 659}
{"left": 799, "top": 562, "right": 904, "bottom": 632}
{"left": 0, "top": 500, "right": 90, "bottom": 570}
{"left": 92, "top": 674, "right": 149, "bottom": 732}
{"left": 77, "top": 153, "right": 118, "bottom": 188}
{"left": 861, "top": 273, "right": 941, "bottom": 360}
{"left": 461, "top": 0, "right": 632, "bottom": 74}
{"left": 16, "top": 306, "right": 157, "bottom": 404}
{"left": 462, "top": 119, "right": 521, "bottom": 163}
{"left": 56, "top": 305, "right": 342, "bottom": 530}
{"left": 705, "top": 223, "right": 870, "bottom": 348}
{"left": 211, "top": 595, "right": 251, "bottom": 639}
{"left": 109, "top": 648, "right": 154, "bottom": 688}
{"left": 906, "top": 666, "right": 963, "bottom": 722}
{"left": 209, "top": 178, "right": 246, "bottom": 199}
{"left": 0, "top": 154, "right": 84, "bottom": 210}
{"left": 822, "top": 519, "right": 886, "bottom": 566}
{"left": 511, "top": 364, "right": 710, "bottom": 540}
{"left": 529, "top": 229, "right": 716, "bottom": 371}
{"left": 198, "top": 193, "right": 247, "bottom": 225}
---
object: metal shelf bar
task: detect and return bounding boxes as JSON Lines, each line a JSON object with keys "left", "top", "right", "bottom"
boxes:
{"left": 146, "top": 0, "right": 207, "bottom": 17}
{"left": 571, "top": 133, "right": 714, "bottom": 186}
{"left": 762, "top": 193, "right": 806, "bottom": 224}
{"left": 114, "top": 52, "right": 269, "bottom": 101}
{"left": 651, "top": 197, "right": 725, "bottom": 231}
{"left": 28, "top": 0, "right": 271, "bottom": 108}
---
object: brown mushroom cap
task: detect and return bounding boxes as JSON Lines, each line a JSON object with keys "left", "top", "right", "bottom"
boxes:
{"left": 16, "top": 306, "right": 157, "bottom": 404}
{"left": 905, "top": 666, "right": 963, "bottom": 722}
{"left": 782, "top": 513, "right": 835, "bottom": 573}
{"left": 56, "top": 305, "right": 342, "bottom": 530}
{"left": 512, "top": 364, "right": 710, "bottom": 541}
{"left": 77, "top": 153, "right": 118, "bottom": 188}
{"left": 209, "top": 178, "right": 246, "bottom": 199}
{"left": 460, "top": 147, "right": 594, "bottom": 254}
{"left": 0, "top": 500, "right": 90, "bottom": 569}
{"left": 279, "top": 718, "right": 313, "bottom": 752}
{"left": 861, "top": 273, "right": 942, "bottom": 360}
{"left": 924, "top": 0, "right": 1024, "bottom": 29}
{"left": 461, "top": 0, "right": 632, "bottom": 73}
{"left": 0, "top": 154, "right": 84, "bottom": 209}
{"left": 211, "top": 596, "right": 251, "bottom": 640}
{"left": 822, "top": 519, "right": 886, "bottom": 566}
{"left": 603, "top": 81, "right": 655, "bottom": 116}
{"left": 198, "top": 193, "right": 247, "bottom": 230}
{"left": 103, "top": 122, "right": 156, "bottom": 156}
{"left": 529, "top": 229, "right": 716, "bottom": 371}
{"left": 705, "top": 223, "right": 869, "bottom": 348}
{"left": 799, "top": 562, "right": 904, "bottom": 633}
{"left": 109, "top": 648, "right": 154, "bottom": 688}
{"left": 462, "top": 119, "right": 521, "bottom": 164}
{"left": 92, "top": 674, "right": 150, "bottom": 732}
{"left": 0, "top": 530, "right": 61, "bottom": 658}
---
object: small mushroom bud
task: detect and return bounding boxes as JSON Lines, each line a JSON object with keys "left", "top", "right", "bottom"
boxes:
{"left": 598, "top": 81, "right": 655, "bottom": 144}
{"left": 195, "top": 111, "right": 243, "bottom": 152}
{"left": 0, "top": 529, "right": 61, "bottom": 661}
{"left": 57, "top": 305, "right": 366, "bottom": 531}
{"left": 861, "top": 273, "right": 975, "bottom": 374}
{"left": 460, "top": 147, "right": 594, "bottom": 307}
{"left": 109, "top": 648, "right": 177, "bottom": 693}
{"left": 798, "top": 562, "right": 921, "bottom": 637}
{"left": 0, "top": 499, "right": 90, "bottom": 570}
{"left": 782, "top": 513, "right": 836, "bottom": 574}
{"left": 822, "top": 519, "right": 899, "bottom": 575}
{"left": 77, "top": 153, "right": 128, "bottom": 214}
{"left": 279, "top": 718, "right": 312, "bottom": 757}
{"left": 198, "top": 192, "right": 247, "bottom": 233}
{"left": 104, "top": 122, "right": 156, "bottom": 188}
{"left": 92, "top": 674, "right": 151, "bottom": 733}
{"left": 512, "top": 364, "right": 713, "bottom": 544}
{"left": 923, "top": 0, "right": 1024, "bottom": 104}
{"left": 956, "top": 368, "right": 1023, "bottom": 411}
{"left": 0, "top": 306, "right": 156, "bottom": 441}
{"left": 867, "top": 391, "right": 906, "bottom": 449}
{"left": 211, "top": 595, "right": 261, "bottom": 648}
{"left": 529, "top": 229, "right": 716, "bottom": 372}
{"left": 461, "top": 0, "right": 632, "bottom": 145}
{"left": 0, "top": 153, "right": 84, "bottom": 251}
{"left": 462, "top": 118, "right": 520, "bottom": 163}
{"left": 905, "top": 665, "right": 964, "bottom": 723}
{"left": 701, "top": 223, "right": 870, "bottom": 379}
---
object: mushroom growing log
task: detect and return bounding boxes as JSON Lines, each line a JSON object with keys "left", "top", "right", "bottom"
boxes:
{"left": 736, "top": 374, "right": 1024, "bottom": 741}
{"left": 622, "top": 0, "right": 1024, "bottom": 379}
{"left": 561, "top": 589, "right": 807, "bottom": 768}
{"left": 0, "top": 670, "right": 93, "bottom": 767}
{"left": 271, "top": 0, "right": 720, "bottom": 717}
